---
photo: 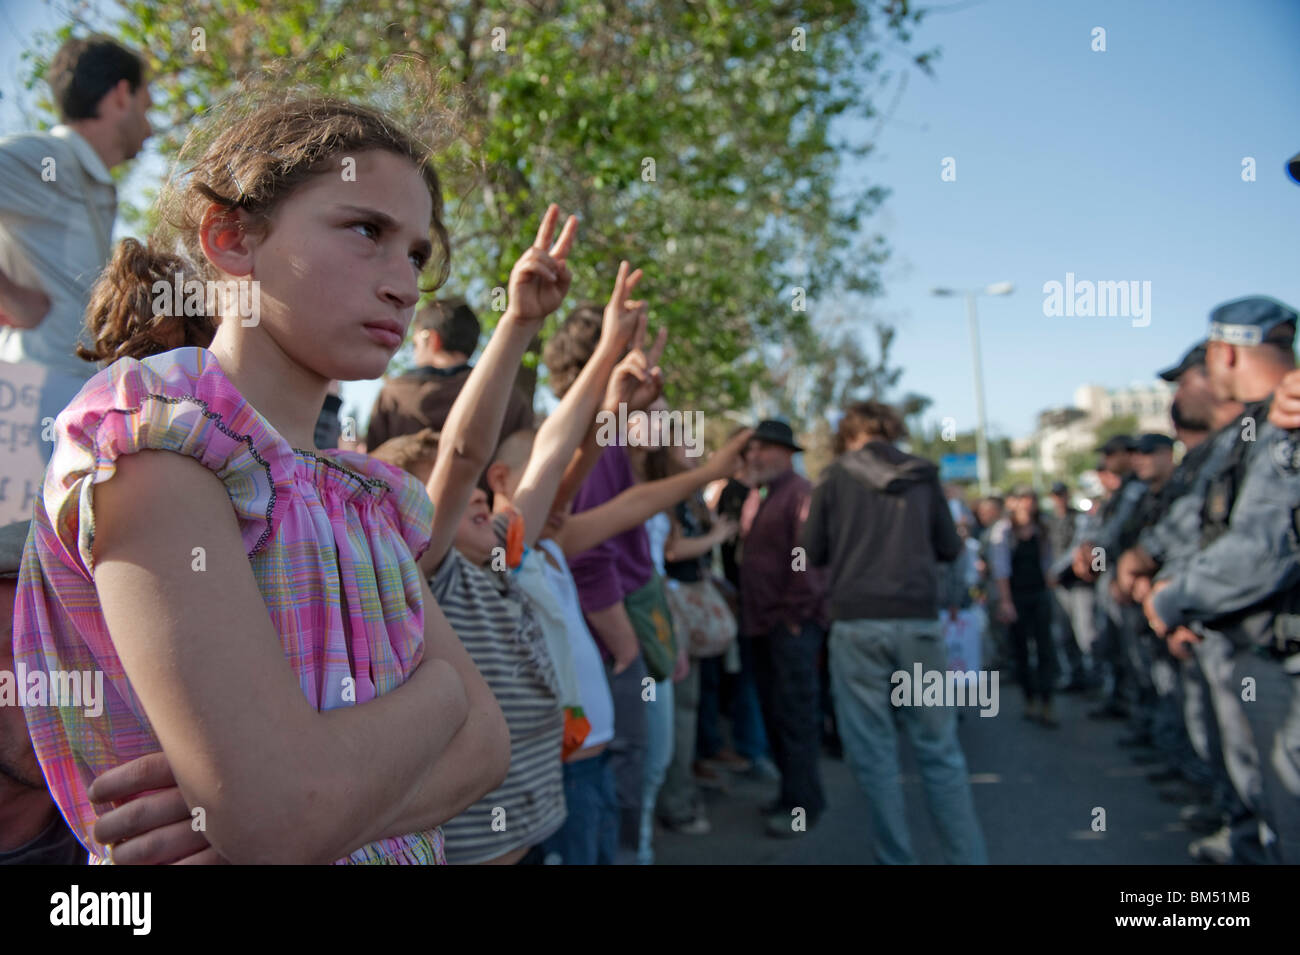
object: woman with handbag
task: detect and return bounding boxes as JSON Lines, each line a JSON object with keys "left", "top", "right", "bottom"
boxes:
{"left": 638, "top": 436, "right": 740, "bottom": 840}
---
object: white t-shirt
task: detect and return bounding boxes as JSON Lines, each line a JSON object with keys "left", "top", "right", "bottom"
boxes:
{"left": 537, "top": 538, "right": 615, "bottom": 750}
{"left": 645, "top": 511, "right": 671, "bottom": 578}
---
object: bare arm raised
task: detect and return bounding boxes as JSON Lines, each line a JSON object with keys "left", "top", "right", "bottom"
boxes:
{"left": 557, "top": 428, "right": 752, "bottom": 558}
{"left": 510, "top": 261, "right": 646, "bottom": 547}
{"left": 420, "top": 205, "right": 578, "bottom": 576}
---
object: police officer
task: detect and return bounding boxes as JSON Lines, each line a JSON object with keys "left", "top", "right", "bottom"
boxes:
{"left": 1113, "top": 344, "right": 1257, "bottom": 856}
{"left": 1123, "top": 343, "right": 1263, "bottom": 867}
{"left": 1045, "top": 481, "right": 1092, "bottom": 691}
{"left": 1069, "top": 436, "right": 1147, "bottom": 720}
{"left": 1144, "top": 296, "right": 1300, "bottom": 864}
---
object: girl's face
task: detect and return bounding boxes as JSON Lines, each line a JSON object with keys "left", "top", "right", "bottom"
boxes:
{"left": 241, "top": 149, "right": 436, "bottom": 382}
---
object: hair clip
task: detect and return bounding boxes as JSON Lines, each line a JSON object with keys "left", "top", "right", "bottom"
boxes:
{"left": 224, "top": 162, "right": 247, "bottom": 202}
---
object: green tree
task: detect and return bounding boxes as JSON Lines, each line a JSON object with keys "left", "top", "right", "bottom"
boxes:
{"left": 24, "top": 0, "right": 936, "bottom": 413}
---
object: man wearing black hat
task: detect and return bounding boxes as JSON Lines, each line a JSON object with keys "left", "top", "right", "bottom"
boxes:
{"left": 737, "top": 419, "right": 829, "bottom": 837}
{"left": 1144, "top": 296, "right": 1300, "bottom": 863}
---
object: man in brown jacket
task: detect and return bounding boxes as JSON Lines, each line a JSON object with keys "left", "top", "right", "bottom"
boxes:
{"left": 364, "top": 298, "right": 533, "bottom": 451}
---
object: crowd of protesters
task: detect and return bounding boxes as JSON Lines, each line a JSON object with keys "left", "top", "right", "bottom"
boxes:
{"left": 2, "top": 35, "right": 1299, "bottom": 869}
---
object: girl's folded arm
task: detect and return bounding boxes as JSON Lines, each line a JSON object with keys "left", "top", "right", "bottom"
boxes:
{"left": 366, "top": 590, "right": 511, "bottom": 841}
{"left": 91, "top": 449, "right": 470, "bottom": 864}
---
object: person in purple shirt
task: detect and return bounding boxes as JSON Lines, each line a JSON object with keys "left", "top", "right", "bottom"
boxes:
{"left": 543, "top": 302, "right": 665, "bottom": 858}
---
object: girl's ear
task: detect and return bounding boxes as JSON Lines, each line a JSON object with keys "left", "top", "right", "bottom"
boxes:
{"left": 198, "top": 202, "right": 256, "bottom": 277}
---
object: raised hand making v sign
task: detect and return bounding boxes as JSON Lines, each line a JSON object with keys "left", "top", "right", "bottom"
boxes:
{"left": 420, "top": 203, "right": 579, "bottom": 578}
{"left": 606, "top": 305, "right": 668, "bottom": 416}
{"left": 506, "top": 203, "right": 579, "bottom": 327}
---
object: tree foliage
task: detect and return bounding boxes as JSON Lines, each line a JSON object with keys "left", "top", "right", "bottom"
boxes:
{"left": 24, "top": 0, "right": 935, "bottom": 412}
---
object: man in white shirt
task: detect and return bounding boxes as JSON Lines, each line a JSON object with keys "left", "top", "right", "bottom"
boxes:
{"left": 0, "top": 34, "right": 151, "bottom": 391}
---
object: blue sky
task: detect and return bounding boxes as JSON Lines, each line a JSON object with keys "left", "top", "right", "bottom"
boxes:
{"left": 843, "top": 0, "right": 1300, "bottom": 438}
{"left": 3, "top": 0, "right": 1298, "bottom": 438}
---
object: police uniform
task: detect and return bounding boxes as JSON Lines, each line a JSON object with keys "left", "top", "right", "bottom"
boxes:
{"left": 1152, "top": 297, "right": 1300, "bottom": 863}
{"left": 1086, "top": 439, "right": 1148, "bottom": 718}
{"left": 1138, "top": 405, "right": 1266, "bottom": 861}
{"left": 1123, "top": 433, "right": 1207, "bottom": 776}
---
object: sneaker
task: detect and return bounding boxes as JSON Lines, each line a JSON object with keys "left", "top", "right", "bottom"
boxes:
{"left": 692, "top": 762, "right": 730, "bottom": 790}
{"left": 1188, "top": 826, "right": 1233, "bottom": 864}
{"left": 1022, "top": 699, "right": 1042, "bottom": 722}
{"left": 661, "top": 814, "right": 712, "bottom": 836}
{"left": 764, "top": 810, "right": 818, "bottom": 838}
{"left": 701, "top": 748, "right": 753, "bottom": 773}
{"left": 745, "top": 756, "right": 781, "bottom": 782}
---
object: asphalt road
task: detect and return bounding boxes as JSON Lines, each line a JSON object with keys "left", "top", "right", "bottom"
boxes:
{"left": 655, "top": 687, "right": 1201, "bottom": 865}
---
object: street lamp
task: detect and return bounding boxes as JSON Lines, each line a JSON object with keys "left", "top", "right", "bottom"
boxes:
{"left": 931, "top": 282, "right": 1014, "bottom": 495}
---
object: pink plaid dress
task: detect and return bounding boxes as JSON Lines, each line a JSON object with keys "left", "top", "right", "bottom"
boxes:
{"left": 12, "top": 347, "right": 445, "bottom": 864}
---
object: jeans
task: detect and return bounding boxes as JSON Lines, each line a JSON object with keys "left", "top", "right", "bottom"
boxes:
{"left": 752, "top": 621, "right": 827, "bottom": 816}
{"left": 696, "top": 648, "right": 770, "bottom": 762}
{"left": 696, "top": 655, "right": 724, "bottom": 759}
{"left": 540, "top": 752, "right": 619, "bottom": 865}
{"left": 829, "top": 617, "right": 988, "bottom": 865}
{"left": 658, "top": 660, "right": 702, "bottom": 823}
{"left": 638, "top": 678, "right": 675, "bottom": 865}
{"left": 606, "top": 655, "right": 649, "bottom": 851}
{"left": 733, "top": 635, "right": 771, "bottom": 761}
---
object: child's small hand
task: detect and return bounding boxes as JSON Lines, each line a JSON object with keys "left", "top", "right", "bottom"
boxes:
{"left": 505, "top": 204, "right": 578, "bottom": 326}
{"left": 604, "top": 307, "right": 666, "bottom": 414}
{"left": 599, "top": 260, "right": 645, "bottom": 354}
